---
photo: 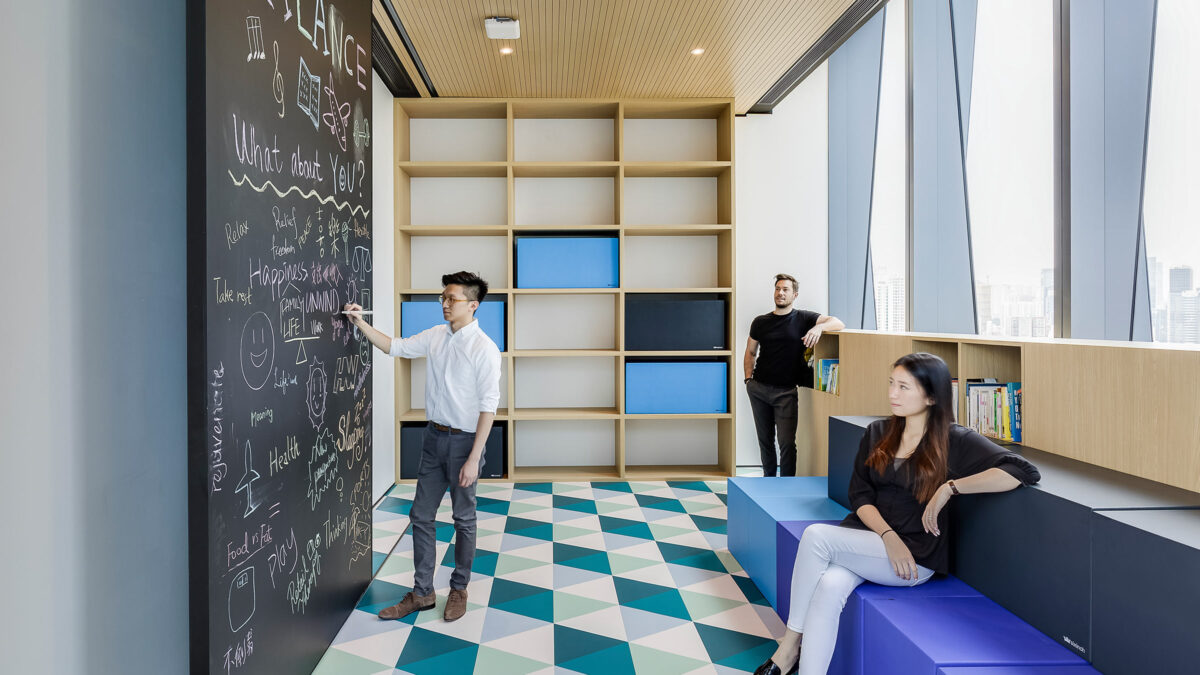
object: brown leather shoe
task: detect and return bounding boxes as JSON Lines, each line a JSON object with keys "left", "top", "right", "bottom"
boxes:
{"left": 377, "top": 591, "right": 435, "bottom": 620}
{"left": 444, "top": 588, "right": 468, "bottom": 622}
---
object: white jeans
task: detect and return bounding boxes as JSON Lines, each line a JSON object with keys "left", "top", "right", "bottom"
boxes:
{"left": 787, "top": 524, "right": 934, "bottom": 675}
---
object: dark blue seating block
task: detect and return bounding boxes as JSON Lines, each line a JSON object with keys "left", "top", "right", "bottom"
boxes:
{"left": 940, "top": 662, "right": 1099, "bottom": 667}
{"left": 950, "top": 446, "right": 1200, "bottom": 661}
{"left": 863, "top": 596, "right": 1091, "bottom": 674}
{"left": 726, "top": 477, "right": 848, "bottom": 608}
{"left": 1091, "top": 509, "right": 1200, "bottom": 675}
{"left": 828, "top": 416, "right": 886, "bottom": 510}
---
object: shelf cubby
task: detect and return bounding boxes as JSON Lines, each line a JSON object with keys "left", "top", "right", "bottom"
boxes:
{"left": 409, "top": 176, "right": 507, "bottom": 226}
{"left": 408, "top": 235, "right": 507, "bottom": 290}
{"left": 513, "top": 356, "right": 616, "bottom": 410}
{"left": 513, "top": 294, "right": 617, "bottom": 350}
{"left": 513, "top": 419, "right": 618, "bottom": 468}
{"left": 625, "top": 419, "right": 720, "bottom": 466}
{"left": 623, "top": 234, "right": 721, "bottom": 288}
{"left": 514, "top": 177, "right": 616, "bottom": 226}
{"left": 623, "top": 177, "right": 718, "bottom": 226}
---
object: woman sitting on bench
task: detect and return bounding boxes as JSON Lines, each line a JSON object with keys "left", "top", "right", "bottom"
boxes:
{"left": 756, "top": 352, "right": 1040, "bottom": 675}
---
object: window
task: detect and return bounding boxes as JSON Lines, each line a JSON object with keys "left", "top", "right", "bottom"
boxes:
{"left": 870, "top": 0, "right": 907, "bottom": 332}
{"left": 1143, "top": 0, "right": 1200, "bottom": 344}
{"left": 965, "top": 0, "right": 1055, "bottom": 337}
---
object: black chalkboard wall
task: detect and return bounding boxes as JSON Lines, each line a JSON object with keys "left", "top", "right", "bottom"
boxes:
{"left": 187, "top": 1, "right": 374, "bottom": 673}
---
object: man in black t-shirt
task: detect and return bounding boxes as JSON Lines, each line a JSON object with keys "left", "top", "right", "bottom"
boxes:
{"left": 744, "top": 274, "right": 844, "bottom": 476}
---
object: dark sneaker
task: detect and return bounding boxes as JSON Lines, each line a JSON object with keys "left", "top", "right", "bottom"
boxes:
{"left": 444, "top": 588, "right": 468, "bottom": 622}
{"left": 378, "top": 591, "right": 435, "bottom": 620}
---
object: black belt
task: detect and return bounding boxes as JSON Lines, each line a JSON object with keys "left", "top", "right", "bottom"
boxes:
{"left": 430, "top": 422, "right": 469, "bottom": 434}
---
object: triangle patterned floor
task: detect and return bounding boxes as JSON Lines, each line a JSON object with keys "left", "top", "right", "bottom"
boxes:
{"left": 315, "top": 480, "right": 783, "bottom": 675}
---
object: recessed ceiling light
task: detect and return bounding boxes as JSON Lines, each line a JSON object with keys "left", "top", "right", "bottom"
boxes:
{"left": 691, "top": 48, "right": 705, "bottom": 56}
{"left": 499, "top": 46, "right": 514, "bottom": 55}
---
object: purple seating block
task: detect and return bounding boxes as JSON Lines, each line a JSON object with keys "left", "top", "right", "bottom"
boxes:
{"left": 776, "top": 519, "right": 985, "bottom": 675}
{"left": 864, "top": 596, "right": 1091, "bottom": 674}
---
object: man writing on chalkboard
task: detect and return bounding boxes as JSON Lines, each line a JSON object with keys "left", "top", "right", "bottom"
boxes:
{"left": 344, "top": 271, "right": 501, "bottom": 623}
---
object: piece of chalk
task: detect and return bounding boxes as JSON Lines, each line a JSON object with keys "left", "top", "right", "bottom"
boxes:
{"left": 341, "top": 310, "right": 374, "bottom": 315}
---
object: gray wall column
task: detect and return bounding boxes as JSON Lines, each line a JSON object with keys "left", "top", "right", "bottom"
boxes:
{"left": 1069, "top": 0, "right": 1157, "bottom": 340}
{"left": 910, "top": 0, "right": 979, "bottom": 334}
{"left": 828, "top": 8, "right": 886, "bottom": 329}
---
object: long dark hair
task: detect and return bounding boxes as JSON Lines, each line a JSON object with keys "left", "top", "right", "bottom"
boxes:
{"left": 866, "top": 352, "right": 955, "bottom": 503}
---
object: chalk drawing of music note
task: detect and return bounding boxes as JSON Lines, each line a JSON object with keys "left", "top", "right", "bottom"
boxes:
{"left": 296, "top": 57, "right": 321, "bottom": 129}
{"left": 272, "top": 41, "right": 285, "bottom": 118}
{"left": 228, "top": 566, "right": 256, "bottom": 632}
{"left": 245, "top": 17, "right": 266, "bottom": 61}
{"left": 235, "top": 441, "right": 261, "bottom": 517}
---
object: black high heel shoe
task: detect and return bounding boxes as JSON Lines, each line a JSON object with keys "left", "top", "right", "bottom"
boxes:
{"left": 752, "top": 657, "right": 799, "bottom": 675}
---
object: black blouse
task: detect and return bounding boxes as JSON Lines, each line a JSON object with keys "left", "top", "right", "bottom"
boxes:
{"left": 839, "top": 420, "right": 1040, "bottom": 574}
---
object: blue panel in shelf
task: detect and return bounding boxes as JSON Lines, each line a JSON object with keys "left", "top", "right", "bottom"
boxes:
{"left": 401, "top": 299, "right": 506, "bottom": 352}
{"left": 515, "top": 236, "right": 619, "bottom": 288}
{"left": 625, "top": 361, "right": 728, "bottom": 414}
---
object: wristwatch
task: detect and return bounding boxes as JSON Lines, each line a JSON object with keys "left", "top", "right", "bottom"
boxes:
{"left": 744, "top": 377, "right": 752, "bottom": 384}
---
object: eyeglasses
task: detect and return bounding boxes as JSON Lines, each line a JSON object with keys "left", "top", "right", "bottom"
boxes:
{"left": 437, "top": 295, "right": 471, "bottom": 305}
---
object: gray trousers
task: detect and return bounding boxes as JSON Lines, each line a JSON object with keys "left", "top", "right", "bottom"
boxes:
{"left": 746, "top": 379, "right": 799, "bottom": 477}
{"left": 409, "top": 423, "right": 479, "bottom": 596}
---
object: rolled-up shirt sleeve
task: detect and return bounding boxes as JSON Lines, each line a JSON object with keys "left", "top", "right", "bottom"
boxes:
{"left": 389, "top": 326, "right": 436, "bottom": 359}
{"left": 475, "top": 343, "right": 501, "bottom": 414}
{"left": 848, "top": 428, "right": 879, "bottom": 511}
{"left": 949, "top": 427, "right": 1040, "bottom": 485}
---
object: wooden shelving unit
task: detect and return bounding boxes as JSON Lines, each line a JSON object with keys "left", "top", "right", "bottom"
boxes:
{"left": 393, "top": 98, "right": 736, "bottom": 482}
{"left": 798, "top": 330, "right": 1200, "bottom": 495}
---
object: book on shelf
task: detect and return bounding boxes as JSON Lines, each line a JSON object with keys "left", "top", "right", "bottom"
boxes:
{"left": 815, "top": 358, "right": 839, "bottom": 394}
{"left": 951, "top": 379, "right": 959, "bottom": 421}
{"left": 962, "top": 378, "right": 1022, "bottom": 443}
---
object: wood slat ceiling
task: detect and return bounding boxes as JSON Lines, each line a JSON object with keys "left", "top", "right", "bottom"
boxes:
{"left": 382, "top": 0, "right": 854, "bottom": 114}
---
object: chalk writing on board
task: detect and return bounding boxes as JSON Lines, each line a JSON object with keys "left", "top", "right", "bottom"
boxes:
{"left": 228, "top": 566, "right": 256, "bottom": 632}
{"left": 286, "top": 534, "right": 323, "bottom": 614}
{"left": 271, "top": 41, "right": 285, "bottom": 118}
{"left": 235, "top": 441, "right": 262, "bottom": 518}
{"left": 322, "top": 75, "right": 351, "bottom": 151}
{"left": 222, "top": 628, "right": 254, "bottom": 675}
{"left": 228, "top": 171, "right": 370, "bottom": 218}
{"left": 210, "top": 362, "right": 228, "bottom": 494}
{"left": 353, "top": 117, "right": 369, "bottom": 149}
{"left": 239, "top": 312, "right": 276, "bottom": 391}
{"left": 245, "top": 17, "right": 266, "bottom": 61}
{"left": 307, "top": 428, "right": 339, "bottom": 510}
{"left": 306, "top": 359, "right": 328, "bottom": 429}
{"left": 296, "top": 57, "right": 321, "bottom": 128}
{"left": 269, "top": 435, "right": 300, "bottom": 477}
{"left": 266, "top": 527, "right": 299, "bottom": 589}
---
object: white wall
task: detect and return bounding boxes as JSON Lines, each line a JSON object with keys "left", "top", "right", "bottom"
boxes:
{"left": 1, "top": 1, "right": 188, "bottom": 671}
{"left": 734, "top": 63, "right": 831, "bottom": 468}
{"left": 371, "top": 72, "right": 397, "bottom": 501}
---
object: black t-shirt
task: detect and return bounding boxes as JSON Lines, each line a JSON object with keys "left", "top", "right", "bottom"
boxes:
{"left": 839, "top": 420, "right": 1041, "bottom": 574}
{"left": 749, "top": 309, "right": 821, "bottom": 387}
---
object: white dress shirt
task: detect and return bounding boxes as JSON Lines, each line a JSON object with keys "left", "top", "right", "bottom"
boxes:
{"left": 389, "top": 319, "right": 501, "bottom": 433}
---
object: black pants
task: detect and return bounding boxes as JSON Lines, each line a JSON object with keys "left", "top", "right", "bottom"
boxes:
{"left": 746, "top": 379, "right": 798, "bottom": 477}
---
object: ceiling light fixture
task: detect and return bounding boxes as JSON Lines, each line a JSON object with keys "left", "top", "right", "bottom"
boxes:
{"left": 485, "top": 16, "right": 520, "bottom": 40}
{"left": 499, "top": 46, "right": 514, "bottom": 55}
{"left": 691, "top": 48, "right": 705, "bottom": 55}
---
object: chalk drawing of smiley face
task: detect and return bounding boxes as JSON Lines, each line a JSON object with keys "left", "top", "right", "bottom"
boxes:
{"left": 240, "top": 311, "right": 275, "bottom": 391}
